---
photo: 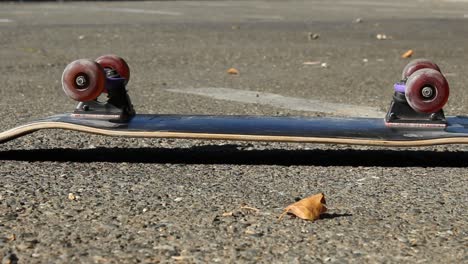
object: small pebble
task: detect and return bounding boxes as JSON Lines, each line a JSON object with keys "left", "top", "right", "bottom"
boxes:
{"left": 68, "top": 193, "right": 76, "bottom": 201}
{"left": 376, "top": 34, "right": 387, "bottom": 40}
{"left": 308, "top": 33, "right": 320, "bottom": 40}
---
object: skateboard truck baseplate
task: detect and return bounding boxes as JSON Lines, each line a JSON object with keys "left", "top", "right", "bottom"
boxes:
{"left": 72, "top": 69, "right": 135, "bottom": 122}
{"left": 385, "top": 82, "right": 446, "bottom": 128}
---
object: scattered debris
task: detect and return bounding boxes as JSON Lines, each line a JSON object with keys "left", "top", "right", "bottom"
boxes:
{"left": 227, "top": 68, "right": 239, "bottom": 75}
{"left": 68, "top": 193, "right": 76, "bottom": 201}
{"left": 1, "top": 252, "right": 19, "bottom": 264}
{"left": 244, "top": 229, "right": 257, "bottom": 235}
{"left": 444, "top": 72, "right": 457, "bottom": 77}
{"left": 240, "top": 204, "right": 260, "bottom": 212}
{"left": 222, "top": 211, "right": 234, "bottom": 217}
{"left": 303, "top": 61, "right": 321, "bottom": 65}
{"left": 279, "top": 193, "right": 327, "bottom": 221}
{"left": 401, "top": 49, "right": 414, "bottom": 58}
{"left": 376, "top": 34, "right": 388, "bottom": 40}
{"left": 308, "top": 33, "right": 320, "bottom": 40}
{"left": 6, "top": 234, "right": 15, "bottom": 242}
{"left": 354, "top": 17, "right": 363, "bottom": 23}
{"left": 244, "top": 228, "right": 263, "bottom": 237}
{"left": 172, "top": 256, "right": 191, "bottom": 261}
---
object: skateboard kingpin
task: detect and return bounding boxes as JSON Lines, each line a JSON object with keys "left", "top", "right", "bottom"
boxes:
{"left": 1, "top": 55, "right": 467, "bottom": 147}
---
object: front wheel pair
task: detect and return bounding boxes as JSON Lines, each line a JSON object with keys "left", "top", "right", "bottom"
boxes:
{"left": 61, "top": 55, "right": 130, "bottom": 101}
{"left": 400, "top": 59, "right": 449, "bottom": 113}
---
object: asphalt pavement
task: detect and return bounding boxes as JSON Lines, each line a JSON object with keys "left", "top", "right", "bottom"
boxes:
{"left": 0, "top": 1, "right": 467, "bottom": 263}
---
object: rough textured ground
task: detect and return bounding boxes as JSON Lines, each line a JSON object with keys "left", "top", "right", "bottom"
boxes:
{"left": 0, "top": 1, "right": 467, "bottom": 263}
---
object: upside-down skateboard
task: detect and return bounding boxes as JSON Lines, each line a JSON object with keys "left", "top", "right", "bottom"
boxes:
{"left": 1, "top": 56, "right": 467, "bottom": 147}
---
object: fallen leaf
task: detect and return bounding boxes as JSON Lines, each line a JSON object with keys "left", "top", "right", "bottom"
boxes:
{"left": 227, "top": 68, "right": 239, "bottom": 75}
{"left": 279, "top": 193, "right": 327, "bottom": 221}
{"left": 401, "top": 49, "right": 414, "bottom": 58}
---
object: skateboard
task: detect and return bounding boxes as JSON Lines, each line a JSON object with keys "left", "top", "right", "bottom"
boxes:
{"left": 1, "top": 56, "right": 467, "bottom": 147}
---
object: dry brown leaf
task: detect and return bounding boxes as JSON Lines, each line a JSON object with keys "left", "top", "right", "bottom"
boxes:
{"left": 227, "top": 68, "right": 239, "bottom": 75}
{"left": 279, "top": 193, "right": 327, "bottom": 221}
{"left": 401, "top": 49, "right": 414, "bottom": 58}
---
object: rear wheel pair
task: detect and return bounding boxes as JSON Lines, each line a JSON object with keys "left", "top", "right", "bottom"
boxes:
{"left": 400, "top": 59, "right": 449, "bottom": 113}
{"left": 62, "top": 55, "right": 130, "bottom": 101}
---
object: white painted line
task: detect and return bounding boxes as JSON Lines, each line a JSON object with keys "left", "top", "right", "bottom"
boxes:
{"left": 40, "top": 5, "right": 182, "bottom": 16}
{"left": 244, "top": 15, "right": 284, "bottom": 20}
{"left": 89, "top": 7, "right": 182, "bottom": 16}
{"left": 168, "top": 87, "right": 385, "bottom": 118}
{"left": 0, "top": 19, "right": 13, "bottom": 23}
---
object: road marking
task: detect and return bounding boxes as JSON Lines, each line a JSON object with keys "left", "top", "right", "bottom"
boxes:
{"left": 244, "top": 15, "right": 284, "bottom": 20}
{"left": 168, "top": 87, "right": 385, "bottom": 118}
{"left": 0, "top": 19, "right": 13, "bottom": 23}
{"left": 40, "top": 5, "right": 182, "bottom": 16}
{"left": 88, "top": 7, "right": 182, "bottom": 16}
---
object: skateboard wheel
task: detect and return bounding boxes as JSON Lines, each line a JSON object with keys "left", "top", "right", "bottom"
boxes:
{"left": 62, "top": 59, "right": 106, "bottom": 101}
{"left": 96, "top": 55, "right": 130, "bottom": 84}
{"left": 405, "top": 68, "right": 449, "bottom": 113}
{"left": 401, "top": 59, "right": 441, "bottom": 80}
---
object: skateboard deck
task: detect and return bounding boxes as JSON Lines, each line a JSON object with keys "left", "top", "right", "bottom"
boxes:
{"left": 2, "top": 113, "right": 468, "bottom": 146}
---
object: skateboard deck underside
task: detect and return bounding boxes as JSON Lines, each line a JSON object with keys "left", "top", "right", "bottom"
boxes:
{"left": 3, "top": 114, "right": 468, "bottom": 146}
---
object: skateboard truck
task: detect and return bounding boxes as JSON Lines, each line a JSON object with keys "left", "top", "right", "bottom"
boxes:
{"left": 72, "top": 68, "right": 135, "bottom": 122}
{"left": 385, "top": 82, "right": 446, "bottom": 128}
{"left": 62, "top": 55, "right": 135, "bottom": 122}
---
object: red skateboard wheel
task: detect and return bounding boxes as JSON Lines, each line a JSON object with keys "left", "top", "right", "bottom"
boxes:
{"left": 405, "top": 68, "right": 449, "bottom": 113}
{"left": 96, "top": 55, "right": 130, "bottom": 84}
{"left": 61, "top": 59, "right": 106, "bottom": 102}
{"left": 401, "top": 59, "right": 441, "bottom": 80}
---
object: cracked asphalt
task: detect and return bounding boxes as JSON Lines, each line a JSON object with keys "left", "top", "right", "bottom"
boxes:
{"left": 0, "top": 1, "right": 467, "bottom": 263}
